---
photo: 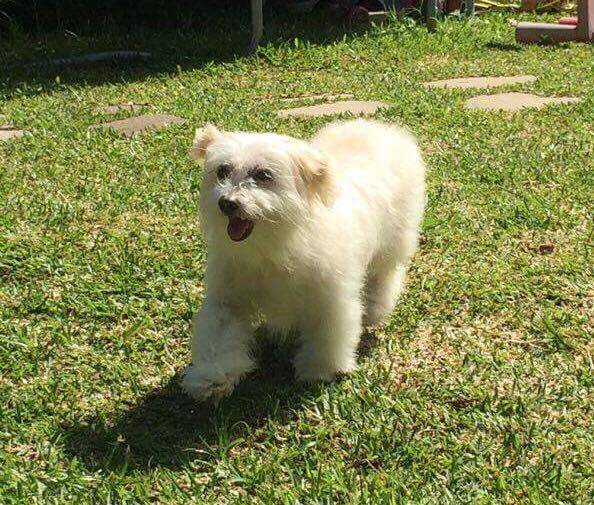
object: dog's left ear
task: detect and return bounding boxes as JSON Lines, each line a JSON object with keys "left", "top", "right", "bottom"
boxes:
{"left": 189, "top": 124, "right": 221, "bottom": 163}
{"left": 293, "top": 145, "right": 337, "bottom": 206}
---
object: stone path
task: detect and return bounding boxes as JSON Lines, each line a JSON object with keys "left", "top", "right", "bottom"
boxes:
{"left": 277, "top": 100, "right": 389, "bottom": 118}
{"left": 91, "top": 114, "right": 187, "bottom": 137}
{"left": 274, "top": 74, "right": 578, "bottom": 119}
{"left": 424, "top": 75, "right": 537, "bottom": 89}
{"left": 3, "top": 78, "right": 582, "bottom": 145}
{"left": 99, "top": 103, "right": 149, "bottom": 115}
{"left": 421, "top": 74, "right": 580, "bottom": 112}
{"left": 0, "top": 122, "right": 24, "bottom": 142}
{"left": 465, "top": 92, "right": 580, "bottom": 111}
{"left": 277, "top": 93, "right": 354, "bottom": 103}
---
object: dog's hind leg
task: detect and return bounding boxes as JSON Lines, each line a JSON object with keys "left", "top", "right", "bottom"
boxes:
{"left": 294, "top": 286, "right": 363, "bottom": 382}
{"left": 364, "top": 223, "right": 419, "bottom": 327}
{"left": 363, "top": 261, "right": 407, "bottom": 328}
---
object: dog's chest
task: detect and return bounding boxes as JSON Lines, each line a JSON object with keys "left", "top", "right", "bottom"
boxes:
{"left": 246, "top": 264, "right": 305, "bottom": 329}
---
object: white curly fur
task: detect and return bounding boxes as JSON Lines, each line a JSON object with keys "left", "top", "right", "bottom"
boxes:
{"left": 182, "top": 119, "right": 426, "bottom": 402}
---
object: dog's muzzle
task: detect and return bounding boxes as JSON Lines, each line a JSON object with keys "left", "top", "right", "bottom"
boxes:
{"left": 218, "top": 198, "right": 238, "bottom": 216}
{"left": 218, "top": 198, "right": 254, "bottom": 242}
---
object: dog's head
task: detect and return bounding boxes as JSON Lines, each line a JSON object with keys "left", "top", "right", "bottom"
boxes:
{"left": 189, "top": 125, "right": 335, "bottom": 244}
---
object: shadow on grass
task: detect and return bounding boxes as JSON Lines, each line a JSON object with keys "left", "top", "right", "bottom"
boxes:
{"left": 484, "top": 40, "right": 572, "bottom": 52}
{"left": 63, "top": 328, "right": 381, "bottom": 471}
{"left": 0, "top": 1, "right": 373, "bottom": 101}
{"left": 484, "top": 41, "right": 523, "bottom": 52}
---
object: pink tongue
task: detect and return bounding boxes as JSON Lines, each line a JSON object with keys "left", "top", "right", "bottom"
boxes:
{"left": 227, "top": 217, "right": 253, "bottom": 241}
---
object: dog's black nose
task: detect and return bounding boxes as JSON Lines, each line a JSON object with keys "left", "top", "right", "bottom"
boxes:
{"left": 218, "top": 198, "right": 238, "bottom": 216}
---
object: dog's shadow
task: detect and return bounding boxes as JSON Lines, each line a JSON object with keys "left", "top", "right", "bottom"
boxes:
{"left": 63, "top": 329, "right": 380, "bottom": 471}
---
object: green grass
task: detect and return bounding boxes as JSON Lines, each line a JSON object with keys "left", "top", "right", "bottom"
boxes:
{"left": 1, "top": 9, "right": 593, "bottom": 504}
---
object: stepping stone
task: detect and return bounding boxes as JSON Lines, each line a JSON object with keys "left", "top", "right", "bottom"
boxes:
{"left": 424, "top": 75, "right": 537, "bottom": 89}
{"left": 278, "top": 93, "right": 354, "bottom": 103}
{"left": 277, "top": 100, "right": 389, "bottom": 118}
{"left": 0, "top": 124, "right": 24, "bottom": 142}
{"left": 465, "top": 92, "right": 580, "bottom": 111}
{"left": 91, "top": 114, "right": 186, "bottom": 137}
{"left": 99, "top": 103, "right": 149, "bottom": 115}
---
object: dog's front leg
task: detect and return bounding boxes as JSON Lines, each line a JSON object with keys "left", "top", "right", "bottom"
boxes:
{"left": 182, "top": 298, "right": 254, "bottom": 403}
{"left": 294, "top": 292, "right": 362, "bottom": 383}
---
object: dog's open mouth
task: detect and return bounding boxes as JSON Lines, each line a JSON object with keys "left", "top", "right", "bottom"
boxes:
{"left": 227, "top": 217, "right": 254, "bottom": 241}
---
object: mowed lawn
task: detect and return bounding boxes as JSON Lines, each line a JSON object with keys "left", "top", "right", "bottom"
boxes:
{"left": 1, "top": 9, "right": 593, "bottom": 503}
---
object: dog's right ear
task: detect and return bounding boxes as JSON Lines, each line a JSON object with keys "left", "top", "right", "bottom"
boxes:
{"left": 293, "top": 144, "right": 337, "bottom": 207}
{"left": 188, "top": 124, "right": 221, "bottom": 163}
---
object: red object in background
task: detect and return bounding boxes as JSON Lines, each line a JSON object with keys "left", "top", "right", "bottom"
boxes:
{"left": 516, "top": 0, "right": 593, "bottom": 42}
{"left": 444, "top": 0, "right": 463, "bottom": 12}
{"left": 558, "top": 16, "right": 579, "bottom": 25}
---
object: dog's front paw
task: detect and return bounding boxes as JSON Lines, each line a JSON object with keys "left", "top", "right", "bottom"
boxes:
{"left": 181, "top": 363, "right": 241, "bottom": 404}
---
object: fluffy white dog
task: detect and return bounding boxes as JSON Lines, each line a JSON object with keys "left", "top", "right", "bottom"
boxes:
{"left": 182, "top": 119, "right": 426, "bottom": 402}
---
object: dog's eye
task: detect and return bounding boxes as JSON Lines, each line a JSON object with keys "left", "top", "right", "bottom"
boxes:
{"left": 217, "top": 164, "right": 232, "bottom": 181}
{"left": 252, "top": 169, "right": 272, "bottom": 183}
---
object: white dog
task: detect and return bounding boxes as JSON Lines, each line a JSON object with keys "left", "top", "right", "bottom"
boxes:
{"left": 182, "top": 119, "right": 426, "bottom": 402}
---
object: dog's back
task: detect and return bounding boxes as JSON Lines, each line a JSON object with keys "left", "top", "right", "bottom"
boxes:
{"left": 312, "top": 119, "right": 424, "bottom": 181}
{"left": 312, "top": 119, "right": 425, "bottom": 258}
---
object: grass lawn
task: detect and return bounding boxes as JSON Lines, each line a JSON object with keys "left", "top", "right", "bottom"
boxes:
{"left": 1, "top": 7, "right": 593, "bottom": 503}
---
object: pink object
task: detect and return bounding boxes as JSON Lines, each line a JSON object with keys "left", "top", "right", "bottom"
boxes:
{"left": 558, "top": 16, "right": 578, "bottom": 25}
{"left": 516, "top": 0, "right": 593, "bottom": 42}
